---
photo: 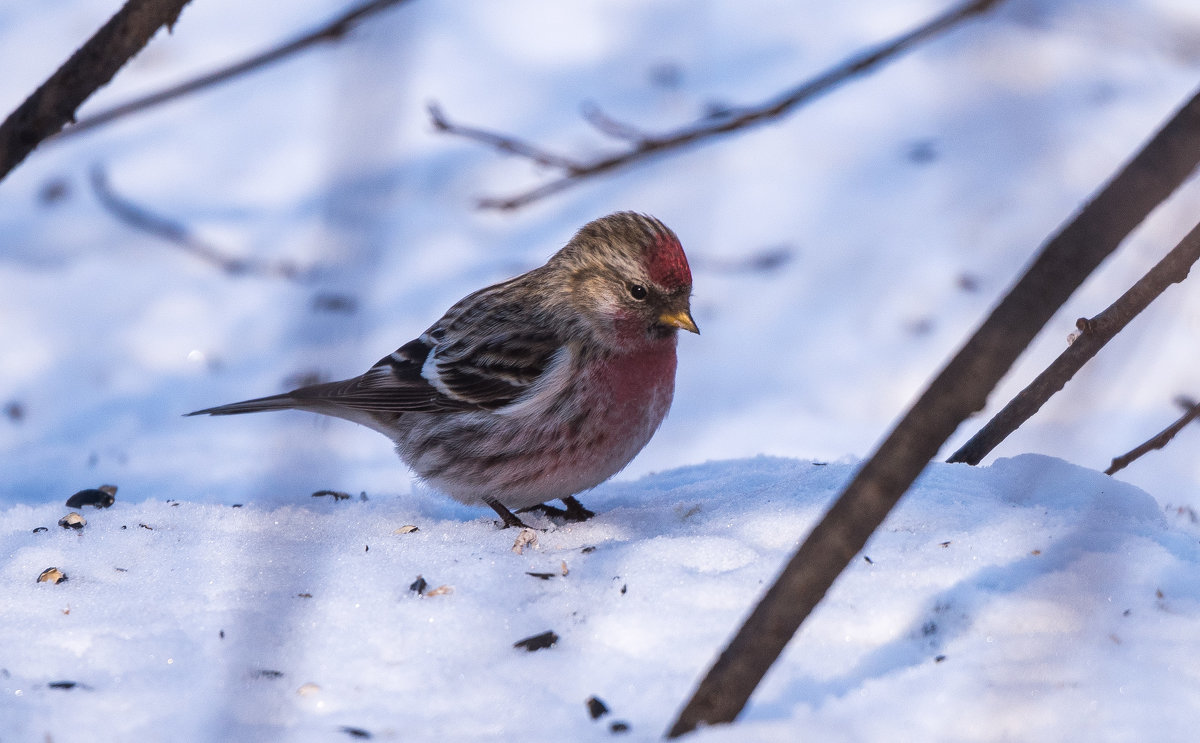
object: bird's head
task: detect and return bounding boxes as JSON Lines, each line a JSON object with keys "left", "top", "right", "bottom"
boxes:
{"left": 558, "top": 212, "right": 698, "bottom": 350}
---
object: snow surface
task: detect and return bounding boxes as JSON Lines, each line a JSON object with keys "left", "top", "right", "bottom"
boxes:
{"left": 4, "top": 455, "right": 1199, "bottom": 742}
{"left": 4, "top": 0, "right": 1200, "bottom": 739}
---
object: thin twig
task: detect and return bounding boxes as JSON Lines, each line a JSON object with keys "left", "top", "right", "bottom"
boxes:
{"left": 667, "top": 85, "right": 1200, "bottom": 738}
{"left": 53, "top": 0, "right": 414, "bottom": 142}
{"left": 90, "top": 166, "right": 301, "bottom": 279}
{"left": 579, "top": 101, "right": 650, "bottom": 142}
{"left": 0, "top": 0, "right": 193, "bottom": 183}
{"left": 949, "top": 220, "right": 1200, "bottom": 465}
{"left": 431, "top": 0, "right": 1006, "bottom": 210}
{"left": 1106, "top": 397, "right": 1200, "bottom": 476}
{"left": 427, "top": 103, "right": 582, "bottom": 171}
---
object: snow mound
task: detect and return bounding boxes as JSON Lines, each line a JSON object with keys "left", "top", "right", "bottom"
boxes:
{"left": 2, "top": 455, "right": 1197, "bottom": 741}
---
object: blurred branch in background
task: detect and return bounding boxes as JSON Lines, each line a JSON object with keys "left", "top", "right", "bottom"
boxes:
{"left": 90, "top": 165, "right": 302, "bottom": 278}
{"left": 1106, "top": 396, "right": 1200, "bottom": 476}
{"left": 667, "top": 85, "right": 1200, "bottom": 738}
{"left": 430, "top": 0, "right": 1007, "bottom": 210}
{"left": 948, "top": 219, "right": 1200, "bottom": 466}
{"left": 0, "top": 0, "right": 193, "bottom": 183}
{"left": 53, "top": 0, "right": 414, "bottom": 143}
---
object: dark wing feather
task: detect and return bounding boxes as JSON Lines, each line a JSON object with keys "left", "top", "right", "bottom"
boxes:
{"left": 288, "top": 338, "right": 476, "bottom": 413}
{"left": 428, "top": 330, "right": 562, "bottom": 410}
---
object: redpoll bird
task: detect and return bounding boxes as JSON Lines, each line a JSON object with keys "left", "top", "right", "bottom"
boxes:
{"left": 188, "top": 212, "right": 698, "bottom": 528}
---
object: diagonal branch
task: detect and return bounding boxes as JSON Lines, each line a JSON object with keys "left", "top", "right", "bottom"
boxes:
{"left": 667, "top": 84, "right": 1200, "bottom": 738}
{"left": 430, "top": 0, "right": 1006, "bottom": 210}
{"left": 949, "top": 220, "right": 1200, "bottom": 465}
{"left": 1105, "top": 397, "right": 1200, "bottom": 476}
{"left": 0, "top": 0, "right": 193, "bottom": 183}
{"left": 54, "top": 0, "right": 415, "bottom": 143}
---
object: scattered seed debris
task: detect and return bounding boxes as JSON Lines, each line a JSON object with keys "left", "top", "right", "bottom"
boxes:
{"left": 939, "top": 541, "right": 951, "bottom": 548}
{"left": 513, "top": 630, "right": 558, "bottom": 652}
{"left": 511, "top": 528, "right": 539, "bottom": 554}
{"left": 312, "top": 490, "right": 351, "bottom": 501}
{"left": 138, "top": 523, "right": 153, "bottom": 530}
{"left": 340, "top": 726, "right": 372, "bottom": 739}
{"left": 561, "top": 560, "right": 569, "bottom": 576}
{"left": 58, "top": 512, "right": 85, "bottom": 530}
{"left": 297, "top": 593, "right": 313, "bottom": 599}
{"left": 620, "top": 584, "right": 627, "bottom": 595}
{"left": 425, "top": 585, "right": 453, "bottom": 597}
{"left": 581, "top": 546, "right": 596, "bottom": 554}
{"left": 409, "top": 576, "right": 428, "bottom": 595}
{"left": 586, "top": 695, "right": 610, "bottom": 719}
{"left": 610, "top": 720, "right": 631, "bottom": 734}
{"left": 935, "top": 655, "right": 947, "bottom": 663}
{"left": 38, "top": 567, "right": 67, "bottom": 584}
{"left": 297, "top": 682, "right": 321, "bottom": 697}
{"left": 863, "top": 555, "right": 874, "bottom": 565}
{"left": 66, "top": 486, "right": 116, "bottom": 509}
{"left": 32, "top": 526, "right": 48, "bottom": 534}
{"left": 253, "top": 670, "right": 284, "bottom": 679}
{"left": 526, "top": 572, "right": 557, "bottom": 580}
{"left": 394, "top": 524, "right": 420, "bottom": 534}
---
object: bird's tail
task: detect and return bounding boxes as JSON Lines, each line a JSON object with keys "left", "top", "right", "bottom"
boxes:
{"left": 185, "top": 392, "right": 302, "bottom": 417}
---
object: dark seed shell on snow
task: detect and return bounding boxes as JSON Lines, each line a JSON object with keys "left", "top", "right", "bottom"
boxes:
{"left": 65, "top": 488, "right": 115, "bottom": 509}
{"left": 58, "top": 512, "right": 85, "bottom": 530}
{"left": 37, "top": 567, "right": 67, "bottom": 584}
{"left": 586, "top": 695, "right": 610, "bottom": 719}
{"left": 513, "top": 630, "right": 558, "bottom": 652}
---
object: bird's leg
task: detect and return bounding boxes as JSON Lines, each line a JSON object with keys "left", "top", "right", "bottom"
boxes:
{"left": 560, "top": 496, "right": 595, "bottom": 522}
{"left": 483, "top": 496, "right": 530, "bottom": 529}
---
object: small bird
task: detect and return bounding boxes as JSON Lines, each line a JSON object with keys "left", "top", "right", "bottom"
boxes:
{"left": 188, "top": 212, "right": 698, "bottom": 528}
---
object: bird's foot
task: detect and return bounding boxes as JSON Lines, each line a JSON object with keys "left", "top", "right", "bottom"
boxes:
{"left": 517, "top": 496, "right": 595, "bottom": 523}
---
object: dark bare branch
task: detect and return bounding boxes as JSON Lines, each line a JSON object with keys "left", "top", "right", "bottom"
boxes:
{"left": 55, "top": 0, "right": 414, "bottom": 142}
{"left": 90, "top": 166, "right": 301, "bottom": 279}
{"left": 667, "top": 85, "right": 1200, "bottom": 738}
{"left": 1105, "top": 397, "right": 1200, "bottom": 476}
{"left": 0, "top": 0, "right": 193, "bottom": 183}
{"left": 949, "top": 220, "right": 1200, "bottom": 465}
{"left": 431, "top": 0, "right": 1006, "bottom": 210}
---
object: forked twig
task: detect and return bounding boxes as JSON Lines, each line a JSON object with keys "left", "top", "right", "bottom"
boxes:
{"left": 1106, "top": 397, "right": 1200, "bottom": 476}
{"left": 0, "top": 0, "right": 193, "bottom": 182}
{"left": 949, "top": 220, "right": 1200, "bottom": 465}
{"left": 54, "top": 0, "right": 414, "bottom": 142}
{"left": 431, "top": 0, "right": 1006, "bottom": 210}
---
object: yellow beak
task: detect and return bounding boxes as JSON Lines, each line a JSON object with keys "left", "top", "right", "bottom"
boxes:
{"left": 660, "top": 309, "right": 700, "bottom": 334}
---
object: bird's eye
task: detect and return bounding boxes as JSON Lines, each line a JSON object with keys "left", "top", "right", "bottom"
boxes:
{"left": 628, "top": 284, "right": 648, "bottom": 301}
